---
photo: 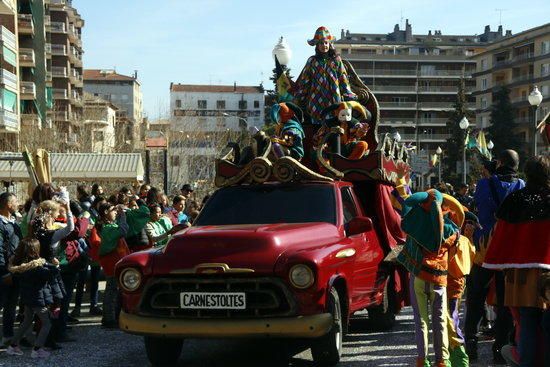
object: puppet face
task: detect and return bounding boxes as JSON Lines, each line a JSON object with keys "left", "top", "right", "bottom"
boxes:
{"left": 337, "top": 108, "right": 352, "bottom": 122}
{"left": 317, "top": 40, "right": 330, "bottom": 53}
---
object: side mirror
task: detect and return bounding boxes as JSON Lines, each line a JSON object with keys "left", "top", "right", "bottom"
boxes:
{"left": 346, "top": 216, "right": 373, "bottom": 236}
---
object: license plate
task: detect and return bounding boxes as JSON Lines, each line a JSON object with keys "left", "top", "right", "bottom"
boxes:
{"left": 180, "top": 292, "right": 246, "bottom": 309}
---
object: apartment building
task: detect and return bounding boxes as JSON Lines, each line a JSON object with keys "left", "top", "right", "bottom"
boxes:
{"left": 83, "top": 69, "right": 143, "bottom": 150}
{"left": 48, "top": 0, "right": 84, "bottom": 147}
{"left": 471, "top": 23, "right": 550, "bottom": 155}
{"left": 0, "top": 0, "right": 19, "bottom": 150}
{"left": 82, "top": 92, "right": 117, "bottom": 153}
{"left": 334, "top": 20, "right": 504, "bottom": 155}
{"left": 168, "top": 83, "right": 265, "bottom": 193}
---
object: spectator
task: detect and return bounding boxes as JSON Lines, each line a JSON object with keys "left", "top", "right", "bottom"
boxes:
{"left": 455, "top": 184, "right": 474, "bottom": 210}
{"left": 180, "top": 184, "right": 194, "bottom": 199}
{"left": 185, "top": 200, "right": 201, "bottom": 224}
{"left": 0, "top": 192, "right": 22, "bottom": 346}
{"left": 91, "top": 184, "right": 104, "bottom": 199}
{"left": 465, "top": 149, "right": 525, "bottom": 362}
{"left": 145, "top": 204, "right": 185, "bottom": 248}
{"left": 76, "top": 185, "right": 93, "bottom": 211}
{"left": 6, "top": 238, "right": 60, "bottom": 359}
{"left": 482, "top": 155, "right": 550, "bottom": 366}
{"left": 138, "top": 184, "right": 150, "bottom": 201}
{"left": 167, "top": 195, "right": 190, "bottom": 227}
{"left": 160, "top": 194, "right": 170, "bottom": 213}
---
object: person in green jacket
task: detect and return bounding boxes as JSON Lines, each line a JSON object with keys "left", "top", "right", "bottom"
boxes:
{"left": 145, "top": 204, "right": 187, "bottom": 248}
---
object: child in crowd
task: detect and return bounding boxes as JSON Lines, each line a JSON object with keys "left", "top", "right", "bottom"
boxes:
{"left": 145, "top": 204, "right": 186, "bottom": 248}
{"left": 7, "top": 238, "right": 62, "bottom": 359}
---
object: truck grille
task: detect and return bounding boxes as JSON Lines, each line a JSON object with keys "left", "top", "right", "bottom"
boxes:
{"left": 138, "top": 277, "right": 297, "bottom": 318}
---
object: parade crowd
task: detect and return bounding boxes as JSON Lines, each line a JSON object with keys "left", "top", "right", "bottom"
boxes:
{"left": 398, "top": 151, "right": 549, "bottom": 367}
{"left": 0, "top": 182, "right": 207, "bottom": 359}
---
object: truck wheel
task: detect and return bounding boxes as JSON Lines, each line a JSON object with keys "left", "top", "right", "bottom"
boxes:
{"left": 144, "top": 336, "right": 183, "bottom": 367}
{"left": 368, "top": 276, "right": 396, "bottom": 330}
{"left": 311, "top": 287, "right": 343, "bottom": 366}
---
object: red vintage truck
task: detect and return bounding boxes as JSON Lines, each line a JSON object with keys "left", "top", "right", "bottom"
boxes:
{"left": 117, "top": 64, "right": 411, "bottom": 366}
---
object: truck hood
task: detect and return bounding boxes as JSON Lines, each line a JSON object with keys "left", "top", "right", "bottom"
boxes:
{"left": 152, "top": 222, "right": 341, "bottom": 275}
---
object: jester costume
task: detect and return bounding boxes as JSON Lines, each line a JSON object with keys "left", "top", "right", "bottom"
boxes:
{"left": 397, "top": 190, "right": 461, "bottom": 367}
{"left": 290, "top": 27, "right": 356, "bottom": 124}
{"left": 270, "top": 102, "right": 305, "bottom": 160}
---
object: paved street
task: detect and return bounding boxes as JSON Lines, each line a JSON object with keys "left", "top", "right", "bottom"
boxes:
{"left": 0, "top": 301, "right": 499, "bottom": 367}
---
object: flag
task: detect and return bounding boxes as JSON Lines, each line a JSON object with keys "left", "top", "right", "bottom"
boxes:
{"left": 430, "top": 153, "right": 438, "bottom": 167}
{"left": 465, "top": 130, "right": 478, "bottom": 149}
{"left": 476, "top": 130, "right": 491, "bottom": 159}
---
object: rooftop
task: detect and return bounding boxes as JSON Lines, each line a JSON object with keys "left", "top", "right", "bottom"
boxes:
{"left": 83, "top": 69, "right": 139, "bottom": 83}
{"left": 170, "top": 83, "right": 264, "bottom": 94}
{"left": 336, "top": 20, "right": 512, "bottom": 46}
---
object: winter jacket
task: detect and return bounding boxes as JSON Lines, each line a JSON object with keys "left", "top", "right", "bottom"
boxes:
{"left": 0, "top": 215, "right": 22, "bottom": 275}
{"left": 9, "top": 258, "right": 64, "bottom": 307}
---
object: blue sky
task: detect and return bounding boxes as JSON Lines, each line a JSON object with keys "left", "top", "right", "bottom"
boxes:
{"left": 77, "top": 0, "right": 550, "bottom": 120}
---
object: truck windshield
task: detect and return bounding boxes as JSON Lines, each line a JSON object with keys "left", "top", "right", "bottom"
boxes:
{"left": 195, "top": 184, "right": 336, "bottom": 226}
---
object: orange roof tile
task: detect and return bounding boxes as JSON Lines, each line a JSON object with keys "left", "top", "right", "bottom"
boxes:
{"left": 83, "top": 69, "right": 136, "bottom": 82}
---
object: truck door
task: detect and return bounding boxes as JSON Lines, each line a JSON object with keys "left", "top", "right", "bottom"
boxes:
{"left": 341, "top": 187, "right": 383, "bottom": 308}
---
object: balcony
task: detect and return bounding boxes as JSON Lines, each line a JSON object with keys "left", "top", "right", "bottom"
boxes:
{"left": 0, "top": 68, "right": 17, "bottom": 91}
{"left": 0, "top": 109, "right": 18, "bottom": 130}
{"left": 371, "top": 85, "right": 417, "bottom": 93}
{"left": 70, "top": 90, "right": 82, "bottom": 105}
{"left": 419, "top": 69, "right": 470, "bottom": 78}
{"left": 379, "top": 119, "right": 415, "bottom": 126}
{"left": 44, "top": 15, "right": 51, "bottom": 29}
{"left": 514, "top": 117, "right": 531, "bottom": 124}
{"left": 69, "top": 68, "right": 83, "bottom": 85}
{"left": 20, "top": 81, "right": 36, "bottom": 99}
{"left": 51, "top": 44, "right": 67, "bottom": 56}
{"left": 19, "top": 48, "right": 35, "bottom": 67}
{"left": 418, "top": 86, "right": 465, "bottom": 93}
{"left": 68, "top": 24, "right": 78, "bottom": 42}
{"left": 510, "top": 74, "right": 534, "bottom": 84}
{"left": 45, "top": 71, "right": 52, "bottom": 82}
{"left": 53, "top": 111, "right": 68, "bottom": 121}
{"left": 50, "top": 0, "right": 67, "bottom": 6}
{"left": 52, "top": 66, "right": 68, "bottom": 77}
{"left": 418, "top": 102, "right": 456, "bottom": 110}
{"left": 378, "top": 101, "right": 417, "bottom": 109}
{"left": 418, "top": 118, "right": 449, "bottom": 126}
{"left": 0, "top": 26, "right": 16, "bottom": 50}
{"left": 53, "top": 88, "right": 68, "bottom": 99}
{"left": 0, "top": 0, "right": 17, "bottom": 14}
{"left": 400, "top": 133, "right": 451, "bottom": 142}
{"left": 45, "top": 43, "right": 52, "bottom": 58}
{"left": 50, "top": 21, "right": 67, "bottom": 33}
{"left": 17, "top": 14, "right": 34, "bottom": 35}
{"left": 21, "top": 113, "right": 41, "bottom": 128}
{"left": 357, "top": 68, "right": 418, "bottom": 77}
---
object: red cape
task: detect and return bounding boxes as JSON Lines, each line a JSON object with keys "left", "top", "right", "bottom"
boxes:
{"left": 483, "top": 219, "right": 550, "bottom": 270}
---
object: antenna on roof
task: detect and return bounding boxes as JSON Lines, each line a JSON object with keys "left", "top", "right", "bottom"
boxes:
{"left": 495, "top": 8, "right": 506, "bottom": 26}
{"left": 400, "top": 9, "right": 404, "bottom": 28}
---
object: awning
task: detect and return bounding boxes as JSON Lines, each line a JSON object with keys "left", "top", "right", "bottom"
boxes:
{"left": 0, "top": 152, "right": 144, "bottom": 182}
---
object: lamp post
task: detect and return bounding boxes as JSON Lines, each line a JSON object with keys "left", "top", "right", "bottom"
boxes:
{"left": 272, "top": 37, "right": 292, "bottom": 68}
{"left": 436, "top": 146, "right": 443, "bottom": 183}
{"left": 528, "top": 86, "right": 543, "bottom": 156}
{"left": 459, "top": 116, "right": 469, "bottom": 185}
{"left": 222, "top": 112, "right": 248, "bottom": 130}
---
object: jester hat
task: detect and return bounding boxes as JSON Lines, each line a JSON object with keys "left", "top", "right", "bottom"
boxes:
{"left": 442, "top": 194, "right": 465, "bottom": 228}
{"left": 321, "top": 101, "right": 371, "bottom": 125}
{"left": 307, "top": 26, "right": 336, "bottom": 46}
{"left": 270, "top": 102, "right": 303, "bottom": 125}
{"left": 401, "top": 189, "right": 444, "bottom": 252}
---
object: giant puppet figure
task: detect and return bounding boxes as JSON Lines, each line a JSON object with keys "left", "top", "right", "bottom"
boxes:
{"left": 290, "top": 27, "right": 357, "bottom": 125}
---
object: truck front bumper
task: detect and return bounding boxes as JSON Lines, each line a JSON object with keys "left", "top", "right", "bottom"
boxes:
{"left": 119, "top": 311, "right": 333, "bottom": 338}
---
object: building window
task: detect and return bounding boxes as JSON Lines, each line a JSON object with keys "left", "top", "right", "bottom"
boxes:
{"left": 253, "top": 100, "right": 260, "bottom": 109}
{"left": 481, "top": 59, "right": 487, "bottom": 71}
{"left": 198, "top": 100, "right": 207, "bottom": 109}
{"left": 175, "top": 99, "right": 182, "bottom": 108}
{"left": 238, "top": 100, "right": 247, "bottom": 110}
{"left": 216, "top": 117, "right": 226, "bottom": 127}
{"left": 481, "top": 78, "right": 488, "bottom": 89}
{"left": 216, "top": 100, "right": 226, "bottom": 109}
{"left": 542, "top": 63, "right": 550, "bottom": 77}
{"left": 542, "top": 41, "right": 550, "bottom": 55}
{"left": 198, "top": 117, "right": 207, "bottom": 125}
{"left": 171, "top": 156, "right": 180, "bottom": 167}
{"left": 94, "top": 130, "right": 104, "bottom": 142}
{"left": 409, "top": 48, "right": 419, "bottom": 55}
{"left": 174, "top": 109, "right": 184, "bottom": 116}
{"left": 481, "top": 97, "right": 487, "bottom": 109}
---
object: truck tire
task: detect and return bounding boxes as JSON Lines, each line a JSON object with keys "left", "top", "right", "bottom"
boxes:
{"left": 144, "top": 336, "right": 183, "bottom": 367}
{"left": 311, "top": 287, "right": 343, "bottom": 366}
{"left": 367, "top": 276, "right": 396, "bottom": 330}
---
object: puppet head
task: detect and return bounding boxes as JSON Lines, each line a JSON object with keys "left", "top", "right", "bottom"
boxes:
{"left": 322, "top": 101, "right": 370, "bottom": 125}
{"left": 270, "top": 102, "right": 303, "bottom": 125}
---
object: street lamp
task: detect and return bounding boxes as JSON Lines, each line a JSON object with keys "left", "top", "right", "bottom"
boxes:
{"left": 459, "top": 116, "right": 469, "bottom": 184}
{"left": 487, "top": 140, "right": 494, "bottom": 150}
{"left": 528, "top": 85, "right": 543, "bottom": 156}
{"left": 436, "top": 146, "right": 443, "bottom": 183}
{"left": 272, "top": 36, "right": 292, "bottom": 67}
{"left": 222, "top": 112, "right": 248, "bottom": 130}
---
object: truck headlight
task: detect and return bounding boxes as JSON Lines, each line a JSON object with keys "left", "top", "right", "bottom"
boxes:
{"left": 289, "top": 264, "right": 314, "bottom": 289}
{"left": 120, "top": 268, "right": 142, "bottom": 292}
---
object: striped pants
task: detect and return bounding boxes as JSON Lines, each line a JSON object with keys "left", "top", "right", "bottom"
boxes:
{"left": 409, "top": 276, "right": 449, "bottom": 362}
